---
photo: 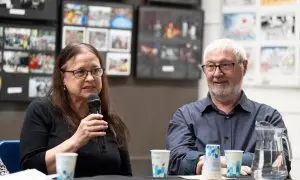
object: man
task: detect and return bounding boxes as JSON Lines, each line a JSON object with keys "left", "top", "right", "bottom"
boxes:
{"left": 167, "top": 38, "right": 291, "bottom": 175}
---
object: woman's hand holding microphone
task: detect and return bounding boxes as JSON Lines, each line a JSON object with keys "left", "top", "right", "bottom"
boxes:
{"left": 70, "top": 114, "right": 108, "bottom": 149}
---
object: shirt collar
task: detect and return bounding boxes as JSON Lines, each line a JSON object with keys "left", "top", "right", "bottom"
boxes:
{"left": 198, "top": 93, "right": 213, "bottom": 113}
{"left": 236, "top": 90, "right": 252, "bottom": 112}
{"left": 198, "top": 90, "right": 252, "bottom": 113}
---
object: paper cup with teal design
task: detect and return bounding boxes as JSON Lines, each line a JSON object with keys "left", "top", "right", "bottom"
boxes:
{"left": 150, "top": 150, "right": 170, "bottom": 177}
{"left": 225, "top": 150, "right": 243, "bottom": 178}
{"left": 203, "top": 144, "right": 221, "bottom": 179}
{"left": 56, "top": 152, "right": 78, "bottom": 180}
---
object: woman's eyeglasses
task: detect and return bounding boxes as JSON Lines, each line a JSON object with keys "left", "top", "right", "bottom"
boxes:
{"left": 61, "top": 68, "right": 104, "bottom": 79}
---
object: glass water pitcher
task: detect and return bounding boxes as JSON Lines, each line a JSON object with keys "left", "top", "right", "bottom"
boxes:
{"left": 251, "top": 122, "right": 292, "bottom": 180}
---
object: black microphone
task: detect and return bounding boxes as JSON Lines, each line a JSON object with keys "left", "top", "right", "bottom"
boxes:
{"left": 87, "top": 93, "right": 106, "bottom": 153}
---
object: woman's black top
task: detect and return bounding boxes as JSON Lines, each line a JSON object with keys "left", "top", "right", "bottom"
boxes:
{"left": 20, "top": 98, "right": 132, "bottom": 177}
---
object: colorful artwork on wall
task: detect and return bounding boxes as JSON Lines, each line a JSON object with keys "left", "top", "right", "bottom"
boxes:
{"left": 222, "top": 0, "right": 300, "bottom": 87}
{"left": 136, "top": 6, "right": 204, "bottom": 80}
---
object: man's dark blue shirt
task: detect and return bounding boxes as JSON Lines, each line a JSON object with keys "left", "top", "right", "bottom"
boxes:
{"left": 167, "top": 91, "right": 291, "bottom": 175}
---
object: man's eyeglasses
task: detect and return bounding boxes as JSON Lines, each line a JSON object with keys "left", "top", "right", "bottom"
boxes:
{"left": 201, "top": 62, "right": 238, "bottom": 73}
{"left": 61, "top": 68, "right": 104, "bottom": 79}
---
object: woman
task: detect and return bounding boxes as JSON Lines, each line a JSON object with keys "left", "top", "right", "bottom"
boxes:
{"left": 20, "top": 43, "right": 131, "bottom": 177}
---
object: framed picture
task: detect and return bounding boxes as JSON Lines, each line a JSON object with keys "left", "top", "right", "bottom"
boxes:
{"left": 62, "top": 26, "right": 86, "bottom": 48}
{"left": 29, "top": 29, "right": 56, "bottom": 51}
{"left": 223, "top": 0, "right": 256, "bottom": 6}
{"left": 147, "top": 0, "right": 200, "bottom": 6}
{"left": 245, "top": 46, "right": 257, "bottom": 76}
{"left": 223, "top": 12, "right": 256, "bottom": 40}
{"left": 0, "top": 0, "right": 57, "bottom": 21}
{"left": 136, "top": 42, "right": 160, "bottom": 77}
{"left": 86, "top": 28, "right": 108, "bottom": 51}
{"left": 0, "top": 4, "right": 57, "bottom": 102}
{"left": 110, "top": 7, "right": 133, "bottom": 29}
{"left": 2, "top": 51, "right": 29, "bottom": 73}
{"left": 160, "top": 44, "right": 180, "bottom": 61}
{"left": 28, "top": 53, "right": 55, "bottom": 74}
{"left": 243, "top": 45, "right": 260, "bottom": 85}
{"left": 222, "top": 0, "right": 300, "bottom": 88}
{"left": 139, "top": 42, "right": 160, "bottom": 59}
{"left": 61, "top": 1, "right": 134, "bottom": 77}
{"left": 4, "top": 27, "right": 31, "bottom": 50}
{"left": 105, "top": 52, "right": 131, "bottom": 76}
{"left": 260, "top": 12, "right": 296, "bottom": 40}
{"left": 259, "top": 46, "right": 299, "bottom": 86}
{"left": 0, "top": 73, "right": 29, "bottom": 101}
{"left": 136, "top": 6, "right": 204, "bottom": 80}
{"left": 63, "top": 3, "right": 88, "bottom": 25}
{"left": 28, "top": 76, "right": 52, "bottom": 98}
{"left": 138, "top": 8, "right": 202, "bottom": 41}
{"left": 108, "top": 30, "right": 131, "bottom": 52}
{"left": 179, "top": 43, "right": 201, "bottom": 64}
{"left": 88, "top": 6, "right": 111, "bottom": 27}
{"left": 260, "top": 0, "right": 296, "bottom": 6}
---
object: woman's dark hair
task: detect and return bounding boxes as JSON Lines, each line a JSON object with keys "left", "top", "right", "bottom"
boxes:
{"left": 48, "top": 43, "right": 129, "bottom": 148}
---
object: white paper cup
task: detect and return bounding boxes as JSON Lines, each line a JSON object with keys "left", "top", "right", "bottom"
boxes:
{"left": 203, "top": 144, "right": 221, "bottom": 179}
{"left": 224, "top": 150, "right": 243, "bottom": 178}
{"left": 56, "top": 153, "right": 78, "bottom": 180}
{"left": 150, "top": 150, "right": 170, "bottom": 177}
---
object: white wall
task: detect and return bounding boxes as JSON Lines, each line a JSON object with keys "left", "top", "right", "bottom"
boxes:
{"left": 200, "top": 0, "right": 300, "bottom": 178}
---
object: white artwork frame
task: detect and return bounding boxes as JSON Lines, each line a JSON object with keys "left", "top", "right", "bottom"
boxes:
{"left": 242, "top": 42, "right": 261, "bottom": 86}
{"left": 259, "top": 0, "right": 297, "bottom": 6}
{"left": 87, "top": 6, "right": 112, "bottom": 28}
{"left": 105, "top": 52, "right": 131, "bottom": 76}
{"left": 258, "top": 44, "right": 300, "bottom": 87}
{"left": 108, "top": 29, "right": 132, "bottom": 52}
{"left": 259, "top": 11, "right": 297, "bottom": 41}
{"left": 223, "top": 12, "right": 257, "bottom": 41}
{"left": 222, "top": 0, "right": 300, "bottom": 88}
{"left": 86, "top": 28, "right": 109, "bottom": 51}
{"left": 62, "top": 26, "right": 86, "bottom": 48}
{"left": 28, "top": 76, "right": 52, "bottom": 98}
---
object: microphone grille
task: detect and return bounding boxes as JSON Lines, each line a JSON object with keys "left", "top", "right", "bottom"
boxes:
{"left": 88, "top": 93, "right": 100, "bottom": 102}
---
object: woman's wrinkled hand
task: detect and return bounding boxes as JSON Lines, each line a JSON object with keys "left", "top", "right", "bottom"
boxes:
{"left": 70, "top": 114, "right": 108, "bottom": 148}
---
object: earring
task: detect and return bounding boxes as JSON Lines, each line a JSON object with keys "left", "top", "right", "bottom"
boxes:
{"left": 64, "top": 85, "right": 66, "bottom": 91}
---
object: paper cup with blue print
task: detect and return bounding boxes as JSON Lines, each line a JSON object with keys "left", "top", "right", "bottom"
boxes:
{"left": 150, "top": 150, "right": 170, "bottom": 177}
{"left": 225, "top": 150, "right": 243, "bottom": 178}
{"left": 56, "top": 153, "right": 78, "bottom": 180}
{"left": 203, "top": 144, "right": 221, "bottom": 179}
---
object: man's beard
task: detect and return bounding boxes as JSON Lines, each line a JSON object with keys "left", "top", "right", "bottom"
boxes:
{"left": 208, "top": 80, "right": 242, "bottom": 102}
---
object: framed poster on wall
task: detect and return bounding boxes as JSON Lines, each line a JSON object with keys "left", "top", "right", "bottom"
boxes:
{"left": 0, "top": 0, "right": 57, "bottom": 21}
{"left": 259, "top": 45, "right": 300, "bottom": 87}
{"left": 222, "top": 0, "right": 300, "bottom": 87}
{"left": 0, "top": 24, "right": 56, "bottom": 101}
{"left": 223, "top": 12, "right": 256, "bottom": 41}
{"left": 136, "top": 6, "right": 204, "bottom": 80}
{"left": 61, "top": 0, "right": 134, "bottom": 77}
{"left": 0, "top": 0, "right": 58, "bottom": 102}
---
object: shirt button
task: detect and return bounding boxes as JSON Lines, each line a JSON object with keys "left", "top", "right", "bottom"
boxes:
{"left": 226, "top": 116, "right": 230, "bottom": 119}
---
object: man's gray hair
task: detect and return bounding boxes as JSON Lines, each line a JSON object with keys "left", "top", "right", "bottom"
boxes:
{"left": 203, "top": 38, "right": 247, "bottom": 63}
